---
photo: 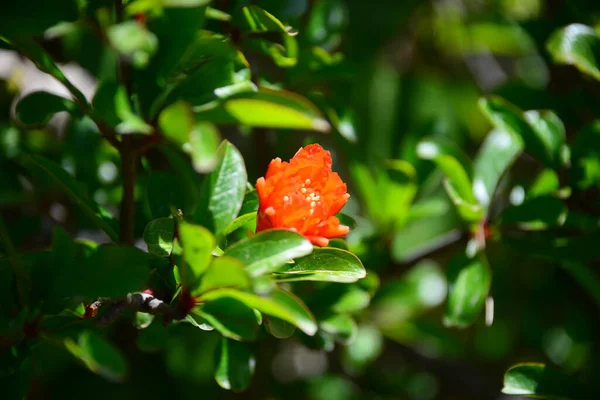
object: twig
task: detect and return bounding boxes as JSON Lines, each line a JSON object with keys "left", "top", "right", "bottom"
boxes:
{"left": 94, "top": 293, "right": 187, "bottom": 327}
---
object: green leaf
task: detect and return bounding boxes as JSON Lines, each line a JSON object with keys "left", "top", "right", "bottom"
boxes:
{"left": 417, "top": 137, "right": 482, "bottom": 222}
{"left": 162, "top": 0, "right": 211, "bottom": 7}
{"left": 199, "top": 288, "right": 317, "bottom": 336}
{"left": 20, "top": 155, "right": 119, "bottom": 242}
{"left": 523, "top": 110, "right": 568, "bottom": 168}
{"left": 92, "top": 81, "right": 152, "bottom": 134}
{"left": 239, "top": 190, "right": 259, "bottom": 214}
{"left": 143, "top": 218, "right": 175, "bottom": 257}
{"left": 65, "top": 331, "right": 128, "bottom": 382}
{"left": 158, "top": 100, "right": 195, "bottom": 146}
{"left": 0, "top": 0, "right": 78, "bottom": 38}
{"left": 55, "top": 245, "right": 153, "bottom": 299}
{"left": 15, "top": 91, "right": 77, "bottom": 126}
{"left": 195, "top": 140, "right": 247, "bottom": 236}
{"left": 274, "top": 247, "right": 366, "bottom": 283}
{"left": 159, "top": 102, "right": 221, "bottom": 173}
{"left": 570, "top": 122, "right": 600, "bottom": 189}
{"left": 319, "top": 314, "right": 357, "bottom": 345}
{"left": 222, "top": 212, "right": 257, "bottom": 236}
{"left": 3, "top": 39, "right": 89, "bottom": 108}
{"left": 502, "top": 363, "right": 594, "bottom": 399}
{"left": 236, "top": 5, "right": 293, "bottom": 36}
{"left": 194, "top": 297, "right": 259, "bottom": 341}
{"left": 479, "top": 96, "right": 565, "bottom": 172}
{"left": 547, "top": 24, "right": 600, "bottom": 81}
{"left": 194, "top": 256, "right": 250, "bottom": 295}
{"left": 215, "top": 338, "right": 255, "bottom": 392}
{"left": 501, "top": 196, "right": 567, "bottom": 230}
{"left": 444, "top": 252, "right": 491, "bottom": 328}
{"left": 234, "top": 6, "right": 298, "bottom": 67}
{"left": 380, "top": 160, "right": 418, "bottom": 228}
{"left": 391, "top": 208, "right": 461, "bottom": 263}
{"left": 196, "top": 88, "right": 330, "bottom": 132}
{"left": 188, "top": 123, "right": 221, "bottom": 173}
{"left": 133, "top": 312, "right": 154, "bottom": 330}
{"left": 178, "top": 222, "right": 215, "bottom": 287}
{"left": 224, "top": 229, "right": 313, "bottom": 277}
{"left": 264, "top": 316, "right": 297, "bottom": 339}
{"left": 108, "top": 21, "right": 158, "bottom": 69}
{"left": 472, "top": 128, "right": 523, "bottom": 210}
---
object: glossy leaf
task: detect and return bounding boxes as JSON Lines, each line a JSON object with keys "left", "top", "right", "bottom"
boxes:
{"left": 21, "top": 155, "right": 119, "bottom": 242}
{"left": 194, "top": 256, "right": 250, "bottom": 295}
{"left": 65, "top": 331, "right": 127, "bottom": 382}
{"left": 199, "top": 288, "right": 317, "bottom": 336}
{"left": 472, "top": 128, "right": 524, "bottom": 210}
{"left": 236, "top": 5, "right": 293, "bottom": 35}
{"left": 224, "top": 229, "right": 313, "bottom": 277}
{"left": 222, "top": 212, "right": 257, "bottom": 236}
{"left": 444, "top": 253, "right": 491, "bottom": 328}
{"left": 417, "top": 137, "right": 482, "bottom": 221}
{"left": 264, "top": 316, "right": 297, "bottom": 339}
{"left": 143, "top": 218, "right": 175, "bottom": 257}
{"left": 479, "top": 96, "right": 565, "bottom": 172}
{"left": 178, "top": 222, "right": 215, "bottom": 287}
{"left": 194, "top": 297, "right": 259, "bottom": 341}
{"left": 195, "top": 141, "right": 247, "bottom": 235}
{"left": 15, "top": 91, "right": 76, "bottom": 126}
{"left": 547, "top": 24, "right": 600, "bottom": 81}
{"left": 502, "top": 363, "right": 594, "bottom": 399}
{"left": 274, "top": 247, "right": 366, "bottom": 283}
{"left": 215, "top": 338, "right": 255, "bottom": 392}
{"left": 523, "top": 110, "right": 568, "bottom": 168}
{"left": 196, "top": 88, "right": 330, "bottom": 132}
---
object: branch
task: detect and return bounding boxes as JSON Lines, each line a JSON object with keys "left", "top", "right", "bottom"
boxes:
{"left": 93, "top": 293, "right": 187, "bottom": 327}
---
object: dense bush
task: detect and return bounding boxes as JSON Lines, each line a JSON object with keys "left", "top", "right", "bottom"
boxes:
{"left": 1, "top": 1, "right": 600, "bottom": 399}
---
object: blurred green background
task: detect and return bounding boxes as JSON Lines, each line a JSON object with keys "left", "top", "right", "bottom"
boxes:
{"left": 2, "top": 0, "right": 600, "bottom": 399}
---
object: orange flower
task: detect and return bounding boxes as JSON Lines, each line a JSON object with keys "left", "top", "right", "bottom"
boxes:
{"left": 256, "top": 144, "right": 350, "bottom": 247}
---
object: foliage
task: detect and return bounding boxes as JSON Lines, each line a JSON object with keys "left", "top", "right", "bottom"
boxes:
{"left": 1, "top": 1, "right": 600, "bottom": 399}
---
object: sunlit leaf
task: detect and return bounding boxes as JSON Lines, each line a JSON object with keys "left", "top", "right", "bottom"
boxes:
{"left": 274, "top": 247, "right": 366, "bottom": 283}
{"left": 195, "top": 140, "right": 247, "bottom": 235}
{"left": 547, "top": 24, "right": 600, "bottom": 81}
{"left": 502, "top": 363, "right": 594, "bottom": 399}
{"left": 143, "top": 218, "right": 175, "bottom": 257}
{"left": 225, "top": 229, "right": 313, "bottom": 277}
{"left": 199, "top": 288, "right": 317, "bottom": 335}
